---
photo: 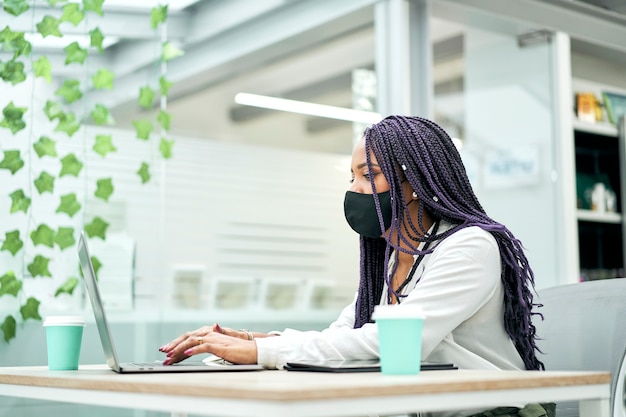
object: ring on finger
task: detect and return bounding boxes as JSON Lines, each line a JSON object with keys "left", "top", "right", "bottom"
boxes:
{"left": 196, "top": 336, "right": 203, "bottom": 346}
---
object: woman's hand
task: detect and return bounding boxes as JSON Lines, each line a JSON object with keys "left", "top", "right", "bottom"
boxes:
{"left": 159, "top": 323, "right": 258, "bottom": 365}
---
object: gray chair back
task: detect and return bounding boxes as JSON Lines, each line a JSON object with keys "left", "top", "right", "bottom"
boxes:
{"left": 534, "top": 278, "right": 626, "bottom": 417}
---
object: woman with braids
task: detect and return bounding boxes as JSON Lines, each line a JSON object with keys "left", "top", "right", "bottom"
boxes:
{"left": 160, "top": 115, "right": 552, "bottom": 416}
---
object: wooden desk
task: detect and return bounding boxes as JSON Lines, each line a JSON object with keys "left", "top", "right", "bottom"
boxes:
{"left": 0, "top": 365, "right": 611, "bottom": 417}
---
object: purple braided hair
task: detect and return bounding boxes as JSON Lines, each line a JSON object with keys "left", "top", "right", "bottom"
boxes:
{"left": 353, "top": 115, "right": 544, "bottom": 371}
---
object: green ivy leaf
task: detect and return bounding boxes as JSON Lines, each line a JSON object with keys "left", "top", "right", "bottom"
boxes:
{"left": 90, "top": 103, "right": 115, "bottom": 125}
{"left": 83, "top": 0, "right": 104, "bottom": 15}
{"left": 0, "top": 150, "right": 24, "bottom": 175}
{"left": 162, "top": 41, "right": 184, "bottom": 62}
{"left": 0, "top": 101, "right": 27, "bottom": 134}
{"left": 159, "top": 76, "right": 173, "bottom": 96}
{"left": 1, "top": 315, "right": 16, "bottom": 343}
{"left": 89, "top": 27, "right": 104, "bottom": 53}
{"left": 9, "top": 189, "right": 30, "bottom": 214}
{"left": 91, "top": 256, "right": 102, "bottom": 276}
{"left": 20, "top": 297, "right": 42, "bottom": 321}
{"left": 0, "top": 60, "right": 27, "bottom": 85}
{"left": 27, "top": 256, "right": 51, "bottom": 279}
{"left": 1, "top": 230, "right": 23, "bottom": 256}
{"left": 33, "top": 56, "right": 52, "bottom": 82}
{"left": 55, "top": 277, "right": 78, "bottom": 297}
{"left": 150, "top": 5, "right": 168, "bottom": 29}
{"left": 132, "top": 119, "right": 153, "bottom": 140}
{"left": 36, "top": 15, "right": 63, "bottom": 38}
{"left": 64, "top": 41, "right": 88, "bottom": 65}
{"left": 55, "top": 79, "right": 82, "bottom": 103}
{"left": 94, "top": 177, "right": 114, "bottom": 201}
{"left": 0, "top": 26, "right": 31, "bottom": 58}
{"left": 59, "top": 154, "right": 83, "bottom": 177}
{"left": 34, "top": 171, "right": 55, "bottom": 194}
{"left": 3, "top": 0, "right": 30, "bottom": 16}
{"left": 85, "top": 217, "right": 108, "bottom": 240}
{"left": 60, "top": 3, "right": 84, "bottom": 26}
{"left": 0, "top": 272, "right": 22, "bottom": 297}
{"left": 54, "top": 227, "right": 75, "bottom": 250}
{"left": 55, "top": 112, "right": 80, "bottom": 137}
{"left": 93, "top": 134, "right": 116, "bottom": 157}
{"left": 137, "top": 162, "right": 150, "bottom": 184}
{"left": 92, "top": 68, "right": 114, "bottom": 90}
{"left": 43, "top": 100, "right": 64, "bottom": 121}
{"left": 157, "top": 110, "right": 171, "bottom": 131}
{"left": 56, "top": 193, "right": 81, "bottom": 217}
{"left": 159, "top": 137, "right": 174, "bottom": 159}
{"left": 138, "top": 86, "right": 155, "bottom": 109}
{"left": 30, "top": 224, "right": 55, "bottom": 248}
{"left": 33, "top": 136, "right": 58, "bottom": 157}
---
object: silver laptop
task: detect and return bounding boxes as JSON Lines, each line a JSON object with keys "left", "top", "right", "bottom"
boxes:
{"left": 77, "top": 231, "right": 263, "bottom": 373}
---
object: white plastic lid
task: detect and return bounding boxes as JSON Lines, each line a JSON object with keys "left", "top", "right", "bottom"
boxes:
{"left": 43, "top": 316, "right": 86, "bottom": 326}
{"left": 372, "top": 304, "right": 425, "bottom": 320}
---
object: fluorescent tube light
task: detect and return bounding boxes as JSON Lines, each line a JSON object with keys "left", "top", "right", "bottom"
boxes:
{"left": 234, "top": 93, "right": 382, "bottom": 125}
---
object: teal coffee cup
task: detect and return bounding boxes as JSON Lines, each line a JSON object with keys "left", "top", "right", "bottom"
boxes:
{"left": 373, "top": 305, "right": 425, "bottom": 375}
{"left": 43, "top": 316, "right": 85, "bottom": 370}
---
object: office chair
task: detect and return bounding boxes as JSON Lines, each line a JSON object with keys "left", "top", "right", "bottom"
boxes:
{"left": 534, "top": 278, "right": 626, "bottom": 417}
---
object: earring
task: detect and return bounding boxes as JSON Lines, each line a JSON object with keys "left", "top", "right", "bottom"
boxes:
{"left": 412, "top": 191, "right": 418, "bottom": 199}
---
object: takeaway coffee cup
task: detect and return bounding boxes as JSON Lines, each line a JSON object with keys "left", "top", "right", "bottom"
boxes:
{"left": 43, "top": 316, "right": 85, "bottom": 370}
{"left": 373, "top": 304, "right": 425, "bottom": 375}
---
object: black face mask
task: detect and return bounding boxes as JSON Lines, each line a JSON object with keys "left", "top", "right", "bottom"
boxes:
{"left": 344, "top": 191, "right": 393, "bottom": 238}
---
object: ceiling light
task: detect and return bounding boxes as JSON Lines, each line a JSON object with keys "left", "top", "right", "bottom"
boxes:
{"left": 234, "top": 93, "right": 382, "bottom": 125}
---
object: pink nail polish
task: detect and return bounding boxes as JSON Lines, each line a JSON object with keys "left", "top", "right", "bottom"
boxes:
{"left": 163, "top": 359, "right": 170, "bottom": 365}
{"left": 215, "top": 323, "right": 222, "bottom": 333}
{"left": 184, "top": 349, "right": 192, "bottom": 356}
{"left": 166, "top": 351, "right": 173, "bottom": 358}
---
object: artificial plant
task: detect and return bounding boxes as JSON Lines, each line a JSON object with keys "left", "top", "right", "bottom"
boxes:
{"left": 0, "top": 0, "right": 180, "bottom": 343}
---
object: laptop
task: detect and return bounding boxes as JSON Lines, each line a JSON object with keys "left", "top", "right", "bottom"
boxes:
{"left": 77, "top": 231, "right": 264, "bottom": 373}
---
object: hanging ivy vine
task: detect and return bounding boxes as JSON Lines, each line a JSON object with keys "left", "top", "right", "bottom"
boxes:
{"left": 0, "top": 0, "right": 179, "bottom": 343}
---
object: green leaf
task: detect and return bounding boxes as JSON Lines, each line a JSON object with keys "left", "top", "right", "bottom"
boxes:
{"left": 34, "top": 171, "right": 55, "bottom": 194}
{"left": 0, "top": 26, "right": 31, "bottom": 58}
{"left": 95, "top": 177, "right": 114, "bottom": 201}
{"left": 55, "top": 277, "right": 78, "bottom": 297}
{"left": 54, "top": 227, "right": 75, "bottom": 250}
{"left": 33, "top": 136, "right": 58, "bottom": 157}
{"left": 137, "top": 162, "right": 150, "bottom": 184}
{"left": 64, "top": 41, "right": 88, "bottom": 65}
{"left": 1, "top": 315, "right": 16, "bottom": 343}
{"left": 91, "top": 256, "right": 102, "bottom": 276}
{"left": 85, "top": 217, "right": 108, "bottom": 240}
{"left": 93, "top": 134, "right": 116, "bottom": 157}
{"left": 30, "top": 224, "right": 55, "bottom": 248}
{"left": 89, "top": 27, "right": 104, "bottom": 52}
{"left": 36, "top": 15, "right": 63, "bottom": 38}
{"left": 60, "top": 3, "right": 84, "bottom": 26}
{"left": 55, "top": 112, "right": 80, "bottom": 137}
{"left": 0, "top": 272, "right": 22, "bottom": 297}
{"left": 138, "top": 86, "right": 155, "bottom": 109}
{"left": 0, "top": 101, "right": 27, "bottom": 134}
{"left": 159, "top": 76, "right": 173, "bottom": 96}
{"left": 46, "top": 0, "right": 68, "bottom": 5}
{"left": 20, "top": 297, "right": 42, "bottom": 321}
{"left": 151, "top": 5, "right": 168, "bottom": 29}
{"left": 157, "top": 110, "right": 171, "bottom": 131}
{"left": 55, "top": 79, "right": 82, "bottom": 103}
{"left": 162, "top": 41, "right": 184, "bottom": 62}
{"left": 3, "top": 0, "right": 30, "bottom": 16}
{"left": 33, "top": 56, "right": 52, "bottom": 82}
{"left": 59, "top": 154, "right": 83, "bottom": 177}
{"left": 9, "top": 189, "right": 30, "bottom": 214}
{"left": 27, "top": 256, "right": 52, "bottom": 278}
{"left": 90, "top": 103, "right": 115, "bottom": 125}
{"left": 132, "top": 119, "right": 153, "bottom": 140}
{"left": 0, "top": 59, "right": 27, "bottom": 85}
{"left": 0, "top": 150, "right": 24, "bottom": 175}
{"left": 1, "top": 230, "right": 23, "bottom": 256}
{"left": 56, "top": 193, "right": 81, "bottom": 217}
{"left": 43, "top": 100, "right": 64, "bottom": 121}
{"left": 92, "top": 68, "right": 114, "bottom": 90}
{"left": 83, "top": 0, "right": 104, "bottom": 15}
{"left": 159, "top": 137, "right": 174, "bottom": 159}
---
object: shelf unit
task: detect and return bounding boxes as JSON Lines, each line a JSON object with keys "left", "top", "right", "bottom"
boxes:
{"left": 573, "top": 115, "right": 625, "bottom": 280}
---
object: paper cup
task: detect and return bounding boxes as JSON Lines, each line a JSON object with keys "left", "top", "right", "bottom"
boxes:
{"left": 373, "top": 305, "right": 425, "bottom": 375}
{"left": 43, "top": 316, "right": 85, "bottom": 370}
